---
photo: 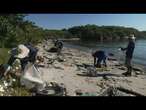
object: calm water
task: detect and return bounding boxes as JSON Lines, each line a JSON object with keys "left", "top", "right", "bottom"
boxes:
{"left": 64, "top": 39, "right": 146, "bottom": 66}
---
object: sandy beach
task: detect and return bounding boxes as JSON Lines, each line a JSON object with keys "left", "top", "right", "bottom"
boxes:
{"left": 36, "top": 40, "right": 146, "bottom": 96}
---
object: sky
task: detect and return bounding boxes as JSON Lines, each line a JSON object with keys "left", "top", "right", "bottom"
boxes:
{"left": 25, "top": 14, "right": 146, "bottom": 31}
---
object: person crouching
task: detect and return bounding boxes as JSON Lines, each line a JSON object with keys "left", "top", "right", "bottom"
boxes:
{"left": 7, "top": 43, "right": 38, "bottom": 72}
{"left": 92, "top": 50, "right": 107, "bottom": 68}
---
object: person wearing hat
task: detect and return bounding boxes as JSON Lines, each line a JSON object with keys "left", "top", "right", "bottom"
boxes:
{"left": 7, "top": 44, "right": 38, "bottom": 72}
{"left": 120, "top": 34, "right": 136, "bottom": 76}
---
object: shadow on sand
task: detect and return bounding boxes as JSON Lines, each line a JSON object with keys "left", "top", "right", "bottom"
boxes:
{"left": 77, "top": 72, "right": 123, "bottom": 77}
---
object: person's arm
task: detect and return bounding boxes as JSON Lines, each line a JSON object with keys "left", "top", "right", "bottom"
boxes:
{"left": 120, "top": 47, "right": 127, "bottom": 51}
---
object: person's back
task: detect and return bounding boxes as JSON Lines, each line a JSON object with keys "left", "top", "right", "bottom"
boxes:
{"left": 24, "top": 43, "right": 38, "bottom": 63}
{"left": 92, "top": 50, "right": 107, "bottom": 67}
{"left": 93, "top": 50, "right": 106, "bottom": 59}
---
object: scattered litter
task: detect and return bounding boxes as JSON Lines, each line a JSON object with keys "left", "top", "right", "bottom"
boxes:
{"left": 108, "top": 53, "right": 114, "bottom": 57}
{"left": 33, "top": 82, "right": 67, "bottom": 96}
{"left": 108, "top": 57, "right": 117, "bottom": 61}
{"left": 99, "top": 86, "right": 144, "bottom": 96}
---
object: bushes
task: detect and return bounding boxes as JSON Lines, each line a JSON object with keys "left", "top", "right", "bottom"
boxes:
{"left": 67, "top": 25, "right": 146, "bottom": 41}
{"left": 0, "top": 14, "right": 46, "bottom": 48}
{"left": 0, "top": 48, "right": 10, "bottom": 64}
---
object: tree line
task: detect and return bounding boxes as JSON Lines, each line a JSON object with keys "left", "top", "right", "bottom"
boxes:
{"left": 66, "top": 24, "right": 146, "bottom": 41}
{"left": 1, "top": 15, "right": 146, "bottom": 49}
{"left": 0, "top": 14, "right": 46, "bottom": 48}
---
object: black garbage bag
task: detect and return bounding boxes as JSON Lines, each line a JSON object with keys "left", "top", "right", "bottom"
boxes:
{"left": 33, "top": 82, "right": 67, "bottom": 96}
{"left": 48, "top": 47, "right": 58, "bottom": 53}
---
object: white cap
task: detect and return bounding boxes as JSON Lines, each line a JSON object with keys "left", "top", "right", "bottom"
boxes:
{"left": 129, "top": 34, "right": 136, "bottom": 40}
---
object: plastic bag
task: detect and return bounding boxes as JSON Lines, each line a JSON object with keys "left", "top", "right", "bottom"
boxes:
{"left": 20, "top": 63, "right": 45, "bottom": 90}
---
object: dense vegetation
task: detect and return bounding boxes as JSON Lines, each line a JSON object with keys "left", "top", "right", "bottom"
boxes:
{"left": 0, "top": 14, "right": 46, "bottom": 48}
{"left": 44, "top": 29, "right": 73, "bottom": 39}
{"left": 67, "top": 24, "right": 146, "bottom": 41}
{"left": 1, "top": 15, "right": 146, "bottom": 48}
{"left": 1, "top": 14, "right": 146, "bottom": 64}
{"left": 0, "top": 14, "right": 46, "bottom": 64}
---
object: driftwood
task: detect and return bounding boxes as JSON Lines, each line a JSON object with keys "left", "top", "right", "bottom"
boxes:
{"left": 99, "top": 86, "right": 145, "bottom": 96}
{"left": 116, "top": 87, "right": 145, "bottom": 96}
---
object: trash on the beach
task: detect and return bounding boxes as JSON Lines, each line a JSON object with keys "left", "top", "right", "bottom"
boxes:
{"left": 108, "top": 53, "right": 114, "bottom": 56}
{"left": 107, "top": 57, "right": 117, "bottom": 61}
{"left": 99, "top": 86, "right": 145, "bottom": 96}
{"left": 102, "top": 74, "right": 109, "bottom": 80}
{"left": 118, "top": 66, "right": 126, "bottom": 70}
{"left": 75, "top": 89, "right": 83, "bottom": 96}
{"left": 48, "top": 47, "right": 58, "bottom": 53}
{"left": 34, "top": 82, "right": 67, "bottom": 96}
{"left": 115, "top": 64, "right": 122, "bottom": 67}
{"left": 47, "top": 59, "right": 55, "bottom": 64}
{"left": 56, "top": 56, "right": 66, "bottom": 62}
{"left": 86, "top": 67, "right": 97, "bottom": 77}
{"left": 20, "top": 63, "right": 44, "bottom": 90}
{"left": 36, "top": 56, "right": 44, "bottom": 63}
{"left": 133, "top": 67, "right": 144, "bottom": 75}
{"left": 135, "top": 71, "right": 144, "bottom": 75}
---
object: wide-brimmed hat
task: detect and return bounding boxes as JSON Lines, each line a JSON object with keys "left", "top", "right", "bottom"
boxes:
{"left": 16, "top": 44, "right": 30, "bottom": 59}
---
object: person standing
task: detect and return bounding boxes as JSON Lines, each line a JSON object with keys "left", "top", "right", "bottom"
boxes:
{"left": 121, "top": 34, "right": 135, "bottom": 76}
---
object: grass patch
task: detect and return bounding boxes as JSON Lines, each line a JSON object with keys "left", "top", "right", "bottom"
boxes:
{"left": 0, "top": 78, "right": 32, "bottom": 96}
{"left": 0, "top": 48, "right": 10, "bottom": 64}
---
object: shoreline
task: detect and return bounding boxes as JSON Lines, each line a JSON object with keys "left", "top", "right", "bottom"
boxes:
{"left": 63, "top": 42, "right": 146, "bottom": 72}
{"left": 63, "top": 39, "right": 146, "bottom": 66}
{"left": 36, "top": 40, "right": 146, "bottom": 96}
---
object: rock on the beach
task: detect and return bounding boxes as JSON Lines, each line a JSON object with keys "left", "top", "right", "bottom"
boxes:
{"left": 118, "top": 66, "right": 127, "bottom": 70}
{"left": 108, "top": 57, "right": 117, "bottom": 61}
{"left": 108, "top": 53, "right": 114, "bottom": 56}
{"left": 133, "top": 67, "right": 143, "bottom": 72}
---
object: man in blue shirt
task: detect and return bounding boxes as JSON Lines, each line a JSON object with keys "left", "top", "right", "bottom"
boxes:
{"left": 121, "top": 34, "right": 135, "bottom": 76}
{"left": 92, "top": 50, "right": 107, "bottom": 68}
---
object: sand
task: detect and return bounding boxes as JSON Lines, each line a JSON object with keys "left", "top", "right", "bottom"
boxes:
{"left": 36, "top": 40, "right": 146, "bottom": 96}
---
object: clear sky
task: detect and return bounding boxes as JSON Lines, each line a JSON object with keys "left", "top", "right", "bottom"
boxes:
{"left": 25, "top": 14, "right": 146, "bottom": 31}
